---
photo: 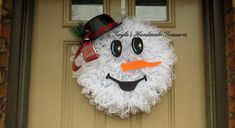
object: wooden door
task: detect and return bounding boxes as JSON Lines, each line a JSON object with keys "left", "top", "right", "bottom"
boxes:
{"left": 28, "top": 0, "right": 205, "bottom": 128}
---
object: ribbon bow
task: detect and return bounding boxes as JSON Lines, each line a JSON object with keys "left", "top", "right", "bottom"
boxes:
{"left": 72, "top": 30, "right": 99, "bottom": 71}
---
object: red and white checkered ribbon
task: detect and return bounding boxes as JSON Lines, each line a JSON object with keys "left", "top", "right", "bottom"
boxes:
{"left": 72, "top": 30, "right": 99, "bottom": 71}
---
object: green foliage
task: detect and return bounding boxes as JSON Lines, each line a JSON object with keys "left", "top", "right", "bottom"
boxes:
{"left": 70, "top": 23, "right": 85, "bottom": 38}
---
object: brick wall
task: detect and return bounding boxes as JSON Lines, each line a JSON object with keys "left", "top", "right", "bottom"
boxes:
{"left": 224, "top": 0, "right": 235, "bottom": 128}
{"left": 0, "top": 0, "right": 12, "bottom": 128}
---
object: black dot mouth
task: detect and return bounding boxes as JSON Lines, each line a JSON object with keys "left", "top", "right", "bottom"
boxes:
{"left": 106, "top": 73, "right": 147, "bottom": 91}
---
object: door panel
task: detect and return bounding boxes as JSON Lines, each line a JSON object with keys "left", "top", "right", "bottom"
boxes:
{"left": 28, "top": 0, "right": 205, "bottom": 128}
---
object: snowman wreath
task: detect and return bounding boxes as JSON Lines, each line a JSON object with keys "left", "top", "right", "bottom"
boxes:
{"left": 70, "top": 14, "right": 176, "bottom": 118}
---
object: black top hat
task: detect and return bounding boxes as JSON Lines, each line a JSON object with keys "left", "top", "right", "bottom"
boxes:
{"left": 84, "top": 14, "right": 120, "bottom": 41}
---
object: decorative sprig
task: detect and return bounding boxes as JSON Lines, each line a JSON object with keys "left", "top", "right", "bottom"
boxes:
{"left": 70, "top": 22, "right": 85, "bottom": 38}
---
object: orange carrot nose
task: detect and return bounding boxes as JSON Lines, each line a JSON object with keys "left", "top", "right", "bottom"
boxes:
{"left": 121, "top": 60, "right": 161, "bottom": 72}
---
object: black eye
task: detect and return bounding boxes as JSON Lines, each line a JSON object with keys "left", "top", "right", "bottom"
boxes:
{"left": 132, "top": 37, "right": 143, "bottom": 54}
{"left": 111, "top": 40, "right": 122, "bottom": 57}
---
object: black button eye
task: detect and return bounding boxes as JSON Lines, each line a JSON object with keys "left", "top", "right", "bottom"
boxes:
{"left": 111, "top": 40, "right": 122, "bottom": 57}
{"left": 132, "top": 37, "right": 143, "bottom": 55}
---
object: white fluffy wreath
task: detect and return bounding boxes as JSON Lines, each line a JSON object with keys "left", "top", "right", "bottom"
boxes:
{"left": 71, "top": 17, "right": 176, "bottom": 118}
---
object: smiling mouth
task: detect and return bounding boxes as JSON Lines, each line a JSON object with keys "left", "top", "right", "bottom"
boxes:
{"left": 106, "top": 73, "right": 147, "bottom": 91}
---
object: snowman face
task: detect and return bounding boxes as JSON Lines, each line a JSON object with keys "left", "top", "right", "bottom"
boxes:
{"left": 72, "top": 18, "right": 176, "bottom": 118}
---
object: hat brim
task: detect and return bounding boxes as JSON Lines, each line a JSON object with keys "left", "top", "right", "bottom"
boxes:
{"left": 90, "top": 22, "right": 121, "bottom": 41}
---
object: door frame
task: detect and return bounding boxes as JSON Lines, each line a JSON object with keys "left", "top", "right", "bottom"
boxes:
{"left": 6, "top": 0, "right": 34, "bottom": 128}
{"left": 202, "top": 0, "right": 228, "bottom": 127}
{"left": 6, "top": 0, "right": 228, "bottom": 128}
